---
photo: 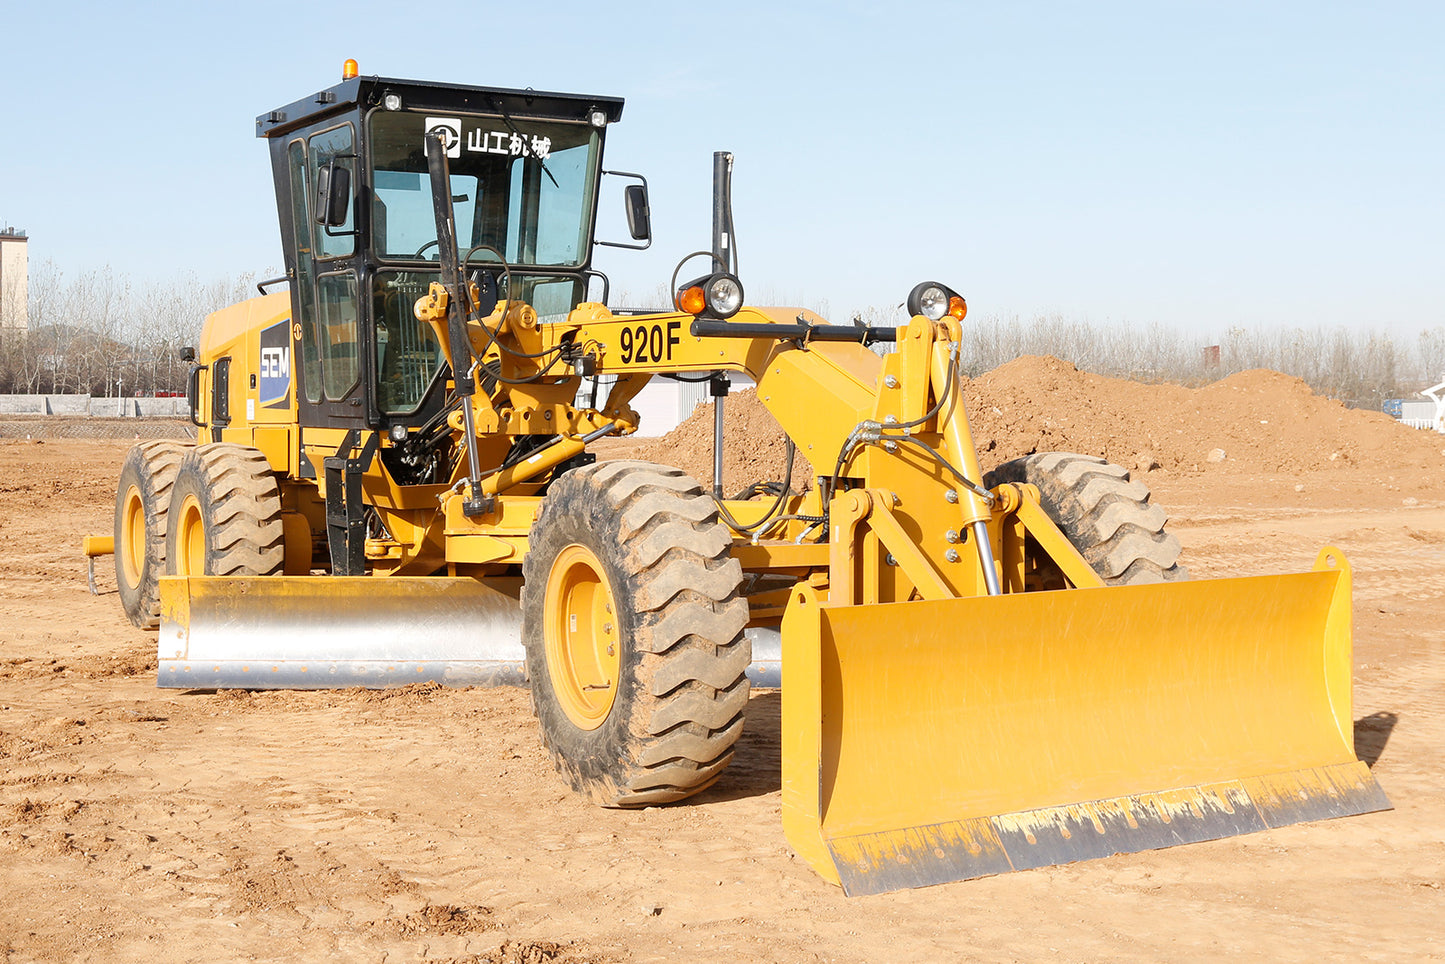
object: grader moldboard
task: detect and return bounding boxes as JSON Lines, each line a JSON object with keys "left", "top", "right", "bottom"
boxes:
{"left": 96, "top": 65, "right": 1388, "bottom": 895}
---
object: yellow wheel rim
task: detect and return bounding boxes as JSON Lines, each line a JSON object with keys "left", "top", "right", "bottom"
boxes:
{"left": 120, "top": 484, "right": 146, "bottom": 586}
{"left": 544, "top": 544, "right": 622, "bottom": 730}
{"left": 173, "top": 495, "right": 207, "bottom": 576}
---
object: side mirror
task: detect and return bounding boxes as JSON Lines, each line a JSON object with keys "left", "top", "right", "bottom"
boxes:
{"left": 179, "top": 346, "right": 196, "bottom": 363}
{"left": 315, "top": 161, "right": 351, "bottom": 227}
{"left": 624, "top": 184, "right": 651, "bottom": 242}
{"left": 595, "top": 171, "right": 652, "bottom": 252}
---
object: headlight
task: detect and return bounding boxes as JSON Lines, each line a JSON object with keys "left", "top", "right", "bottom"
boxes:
{"left": 707, "top": 275, "right": 744, "bottom": 316}
{"left": 676, "top": 272, "right": 745, "bottom": 320}
{"left": 906, "top": 281, "right": 967, "bottom": 322}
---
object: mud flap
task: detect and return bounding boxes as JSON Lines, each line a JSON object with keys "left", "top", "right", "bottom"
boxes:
{"left": 781, "top": 548, "right": 1390, "bottom": 895}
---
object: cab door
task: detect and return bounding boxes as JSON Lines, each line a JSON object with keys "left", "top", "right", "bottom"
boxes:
{"left": 282, "top": 120, "right": 368, "bottom": 429}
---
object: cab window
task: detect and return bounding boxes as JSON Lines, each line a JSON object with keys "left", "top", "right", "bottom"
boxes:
{"left": 310, "top": 125, "right": 356, "bottom": 260}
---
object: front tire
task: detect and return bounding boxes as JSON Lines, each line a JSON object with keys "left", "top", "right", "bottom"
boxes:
{"left": 522, "top": 461, "right": 750, "bottom": 807}
{"left": 985, "top": 452, "right": 1187, "bottom": 585}
{"left": 114, "top": 441, "right": 188, "bottom": 628}
{"left": 165, "top": 444, "right": 285, "bottom": 578}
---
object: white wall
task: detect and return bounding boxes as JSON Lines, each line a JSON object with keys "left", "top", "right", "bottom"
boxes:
{"left": 621, "top": 373, "right": 757, "bottom": 438}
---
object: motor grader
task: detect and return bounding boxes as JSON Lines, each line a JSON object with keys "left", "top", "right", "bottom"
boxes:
{"left": 96, "top": 65, "right": 1388, "bottom": 895}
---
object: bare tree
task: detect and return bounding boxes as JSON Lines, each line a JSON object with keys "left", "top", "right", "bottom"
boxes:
{"left": 6, "top": 266, "right": 1440, "bottom": 412}
{"left": 1418, "top": 327, "right": 1445, "bottom": 385}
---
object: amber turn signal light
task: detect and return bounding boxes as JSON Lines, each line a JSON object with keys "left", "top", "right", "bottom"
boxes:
{"left": 676, "top": 286, "right": 707, "bottom": 315}
{"left": 675, "top": 272, "right": 745, "bottom": 319}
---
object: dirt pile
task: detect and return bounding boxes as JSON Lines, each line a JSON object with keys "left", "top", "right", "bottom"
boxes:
{"left": 965, "top": 356, "right": 1445, "bottom": 474}
{"left": 636, "top": 389, "right": 814, "bottom": 495}
{"left": 633, "top": 357, "right": 1444, "bottom": 484}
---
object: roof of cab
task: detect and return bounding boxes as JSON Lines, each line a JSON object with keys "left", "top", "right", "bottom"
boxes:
{"left": 256, "top": 75, "right": 625, "bottom": 139}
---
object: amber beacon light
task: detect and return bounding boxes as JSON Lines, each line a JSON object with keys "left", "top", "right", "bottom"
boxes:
{"left": 342, "top": 59, "right": 360, "bottom": 80}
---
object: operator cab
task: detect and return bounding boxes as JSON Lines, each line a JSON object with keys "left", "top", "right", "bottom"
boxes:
{"left": 257, "top": 73, "right": 631, "bottom": 432}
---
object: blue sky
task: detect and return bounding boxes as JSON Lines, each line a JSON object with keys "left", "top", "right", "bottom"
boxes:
{"left": 1, "top": 1, "right": 1439, "bottom": 339}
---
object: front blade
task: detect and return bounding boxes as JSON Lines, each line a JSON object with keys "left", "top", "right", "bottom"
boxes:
{"left": 781, "top": 551, "right": 1390, "bottom": 895}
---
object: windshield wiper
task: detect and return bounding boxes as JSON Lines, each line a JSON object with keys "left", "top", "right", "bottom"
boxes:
{"left": 488, "top": 95, "right": 559, "bottom": 189}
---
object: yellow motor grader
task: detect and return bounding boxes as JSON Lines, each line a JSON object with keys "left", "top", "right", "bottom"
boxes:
{"left": 96, "top": 66, "right": 1387, "bottom": 895}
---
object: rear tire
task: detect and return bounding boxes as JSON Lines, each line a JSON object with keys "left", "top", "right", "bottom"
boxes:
{"left": 984, "top": 452, "right": 1187, "bottom": 585}
{"left": 522, "top": 461, "right": 750, "bottom": 807}
{"left": 165, "top": 444, "right": 285, "bottom": 577}
{"left": 114, "top": 441, "right": 188, "bottom": 628}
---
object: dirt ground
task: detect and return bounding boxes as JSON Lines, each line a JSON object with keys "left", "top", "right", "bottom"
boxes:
{"left": 2, "top": 360, "right": 1443, "bottom": 962}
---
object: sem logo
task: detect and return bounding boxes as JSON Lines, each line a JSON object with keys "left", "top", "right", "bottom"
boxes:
{"left": 261, "top": 347, "right": 289, "bottom": 380}
{"left": 259, "top": 318, "right": 293, "bottom": 408}
{"left": 425, "top": 117, "right": 462, "bottom": 158}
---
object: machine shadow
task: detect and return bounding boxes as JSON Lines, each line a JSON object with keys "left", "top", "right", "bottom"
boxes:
{"left": 694, "top": 689, "right": 782, "bottom": 803}
{"left": 1354, "top": 711, "right": 1398, "bottom": 768}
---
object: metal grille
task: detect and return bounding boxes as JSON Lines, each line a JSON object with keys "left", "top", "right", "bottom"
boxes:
{"left": 376, "top": 274, "right": 444, "bottom": 415}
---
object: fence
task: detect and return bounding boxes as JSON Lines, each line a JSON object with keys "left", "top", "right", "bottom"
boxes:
{"left": 0, "top": 394, "right": 190, "bottom": 417}
{"left": 1395, "top": 398, "right": 1445, "bottom": 434}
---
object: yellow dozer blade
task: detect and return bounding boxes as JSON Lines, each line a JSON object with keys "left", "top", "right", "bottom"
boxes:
{"left": 781, "top": 548, "right": 1389, "bottom": 895}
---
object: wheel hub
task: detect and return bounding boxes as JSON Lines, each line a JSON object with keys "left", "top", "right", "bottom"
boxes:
{"left": 174, "top": 495, "right": 206, "bottom": 576}
{"left": 120, "top": 485, "right": 146, "bottom": 586}
{"left": 543, "top": 543, "right": 622, "bottom": 729}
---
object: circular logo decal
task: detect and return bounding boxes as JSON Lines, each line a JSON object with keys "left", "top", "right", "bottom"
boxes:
{"left": 426, "top": 122, "right": 460, "bottom": 154}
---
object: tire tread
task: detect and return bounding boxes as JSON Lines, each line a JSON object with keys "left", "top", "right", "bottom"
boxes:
{"left": 984, "top": 452, "right": 1187, "bottom": 585}
{"left": 523, "top": 461, "right": 749, "bottom": 807}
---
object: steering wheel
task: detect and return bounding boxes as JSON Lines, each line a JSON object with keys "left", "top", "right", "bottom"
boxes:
{"left": 413, "top": 239, "right": 440, "bottom": 259}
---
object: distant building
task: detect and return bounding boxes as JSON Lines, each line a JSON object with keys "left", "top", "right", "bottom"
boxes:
{"left": 1387, "top": 378, "right": 1445, "bottom": 434}
{"left": 0, "top": 228, "right": 27, "bottom": 331}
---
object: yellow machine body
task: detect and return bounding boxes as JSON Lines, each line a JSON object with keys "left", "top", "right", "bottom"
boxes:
{"left": 103, "top": 73, "right": 1388, "bottom": 893}
{"left": 150, "top": 299, "right": 1389, "bottom": 891}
